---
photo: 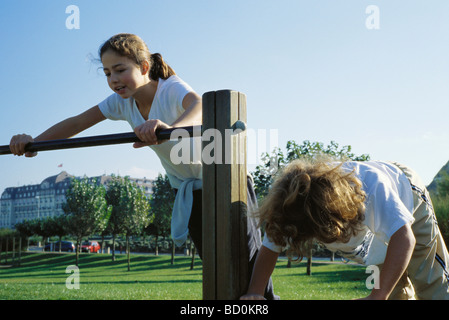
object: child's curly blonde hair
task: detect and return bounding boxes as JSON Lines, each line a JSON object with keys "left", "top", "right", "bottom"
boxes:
{"left": 258, "top": 158, "right": 366, "bottom": 259}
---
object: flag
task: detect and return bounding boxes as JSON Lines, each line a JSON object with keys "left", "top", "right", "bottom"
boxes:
{"left": 58, "top": 164, "right": 63, "bottom": 168}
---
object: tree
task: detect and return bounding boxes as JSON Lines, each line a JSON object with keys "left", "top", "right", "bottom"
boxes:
{"left": 105, "top": 176, "right": 126, "bottom": 262}
{"left": 45, "top": 215, "right": 69, "bottom": 252}
{"left": 432, "top": 195, "right": 449, "bottom": 247}
{"left": 436, "top": 171, "right": 449, "bottom": 198}
{"left": 148, "top": 174, "right": 174, "bottom": 258}
{"left": 428, "top": 171, "right": 449, "bottom": 247}
{"left": 27, "top": 218, "right": 44, "bottom": 247}
{"left": 106, "top": 176, "right": 151, "bottom": 271}
{"left": 64, "top": 177, "right": 111, "bottom": 266}
{"left": 0, "top": 228, "right": 17, "bottom": 265}
{"left": 14, "top": 219, "right": 35, "bottom": 251}
{"left": 252, "top": 139, "right": 370, "bottom": 274}
{"left": 38, "top": 217, "right": 59, "bottom": 252}
{"left": 37, "top": 217, "right": 60, "bottom": 252}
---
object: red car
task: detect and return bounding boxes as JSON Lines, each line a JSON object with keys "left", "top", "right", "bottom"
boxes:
{"left": 81, "top": 241, "right": 101, "bottom": 253}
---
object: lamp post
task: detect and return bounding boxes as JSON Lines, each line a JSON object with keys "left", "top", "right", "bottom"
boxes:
{"left": 35, "top": 195, "right": 40, "bottom": 219}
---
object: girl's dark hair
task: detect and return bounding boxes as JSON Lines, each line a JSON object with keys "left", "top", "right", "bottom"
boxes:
{"left": 99, "top": 33, "right": 176, "bottom": 80}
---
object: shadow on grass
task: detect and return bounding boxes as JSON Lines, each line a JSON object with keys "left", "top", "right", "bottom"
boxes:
{"left": 276, "top": 261, "right": 366, "bottom": 283}
{"left": 0, "top": 252, "right": 203, "bottom": 279}
{"left": 7, "top": 278, "right": 202, "bottom": 286}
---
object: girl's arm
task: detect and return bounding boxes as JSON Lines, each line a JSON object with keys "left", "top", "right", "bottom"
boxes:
{"left": 172, "top": 91, "right": 202, "bottom": 127}
{"left": 240, "top": 245, "right": 280, "bottom": 300}
{"left": 10, "top": 106, "right": 106, "bottom": 157}
{"left": 133, "top": 91, "right": 202, "bottom": 147}
{"left": 362, "top": 222, "right": 416, "bottom": 300}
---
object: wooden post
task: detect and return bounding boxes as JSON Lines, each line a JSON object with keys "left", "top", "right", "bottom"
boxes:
{"left": 202, "top": 90, "right": 248, "bottom": 300}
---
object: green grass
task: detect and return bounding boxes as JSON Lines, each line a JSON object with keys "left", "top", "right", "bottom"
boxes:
{"left": 0, "top": 252, "right": 203, "bottom": 300}
{"left": 272, "top": 258, "right": 370, "bottom": 299}
{"left": 0, "top": 252, "right": 369, "bottom": 300}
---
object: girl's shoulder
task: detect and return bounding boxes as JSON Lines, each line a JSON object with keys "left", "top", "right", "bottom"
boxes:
{"left": 159, "top": 75, "right": 188, "bottom": 88}
{"left": 98, "top": 92, "right": 135, "bottom": 120}
{"left": 157, "top": 75, "right": 194, "bottom": 97}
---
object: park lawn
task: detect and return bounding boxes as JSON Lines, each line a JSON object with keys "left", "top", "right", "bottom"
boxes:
{"left": 0, "top": 252, "right": 369, "bottom": 300}
{"left": 0, "top": 252, "right": 203, "bottom": 300}
{"left": 272, "top": 258, "right": 370, "bottom": 300}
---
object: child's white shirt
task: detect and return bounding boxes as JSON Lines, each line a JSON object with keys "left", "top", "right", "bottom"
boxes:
{"left": 98, "top": 75, "right": 202, "bottom": 247}
{"left": 98, "top": 75, "right": 202, "bottom": 187}
{"left": 262, "top": 161, "right": 415, "bottom": 266}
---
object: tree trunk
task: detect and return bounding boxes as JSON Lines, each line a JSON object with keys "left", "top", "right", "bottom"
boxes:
{"left": 306, "top": 256, "right": 312, "bottom": 276}
{"left": 171, "top": 239, "right": 175, "bottom": 265}
{"left": 190, "top": 245, "right": 196, "bottom": 270}
{"left": 75, "top": 238, "right": 80, "bottom": 267}
{"left": 18, "top": 237, "right": 22, "bottom": 267}
{"left": 12, "top": 237, "right": 15, "bottom": 266}
{"left": 112, "top": 234, "right": 116, "bottom": 261}
{"left": 126, "top": 235, "right": 130, "bottom": 272}
{"left": 155, "top": 235, "right": 158, "bottom": 256}
{"left": 5, "top": 237, "right": 8, "bottom": 264}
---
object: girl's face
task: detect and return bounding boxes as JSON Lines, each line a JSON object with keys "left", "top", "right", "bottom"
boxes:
{"left": 101, "top": 49, "right": 149, "bottom": 99}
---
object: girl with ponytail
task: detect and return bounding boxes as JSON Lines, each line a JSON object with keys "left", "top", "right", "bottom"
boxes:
{"left": 10, "top": 32, "right": 202, "bottom": 247}
{"left": 10, "top": 33, "right": 199, "bottom": 153}
{"left": 9, "top": 33, "right": 279, "bottom": 299}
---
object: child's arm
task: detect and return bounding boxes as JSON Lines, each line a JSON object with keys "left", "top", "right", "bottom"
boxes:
{"left": 9, "top": 106, "right": 106, "bottom": 157}
{"left": 172, "top": 91, "right": 202, "bottom": 127}
{"left": 133, "top": 91, "right": 202, "bottom": 148}
{"left": 240, "top": 245, "right": 280, "bottom": 300}
{"left": 34, "top": 106, "right": 106, "bottom": 141}
{"left": 362, "top": 222, "right": 416, "bottom": 300}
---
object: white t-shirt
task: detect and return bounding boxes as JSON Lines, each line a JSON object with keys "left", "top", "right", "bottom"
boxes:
{"left": 98, "top": 75, "right": 202, "bottom": 247}
{"left": 98, "top": 75, "right": 202, "bottom": 188}
{"left": 263, "top": 161, "right": 415, "bottom": 266}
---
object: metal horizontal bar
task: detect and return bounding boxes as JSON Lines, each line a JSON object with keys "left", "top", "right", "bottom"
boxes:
{"left": 0, "top": 125, "right": 198, "bottom": 155}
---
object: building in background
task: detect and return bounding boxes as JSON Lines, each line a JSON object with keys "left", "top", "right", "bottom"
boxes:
{"left": 0, "top": 171, "right": 153, "bottom": 229}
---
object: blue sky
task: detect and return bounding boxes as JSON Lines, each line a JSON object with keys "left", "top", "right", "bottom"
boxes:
{"left": 1, "top": 0, "right": 449, "bottom": 194}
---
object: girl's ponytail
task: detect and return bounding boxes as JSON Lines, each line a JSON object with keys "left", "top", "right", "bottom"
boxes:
{"left": 149, "top": 53, "right": 176, "bottom": 81}
{"left": 99, "top": 33, "right": 176, "bottom": 81}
